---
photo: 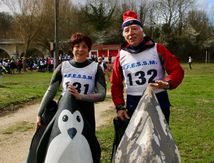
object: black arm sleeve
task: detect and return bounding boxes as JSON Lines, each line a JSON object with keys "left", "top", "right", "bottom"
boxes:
{"left": 37, "top": 64, "right": 62, "bottom": 117}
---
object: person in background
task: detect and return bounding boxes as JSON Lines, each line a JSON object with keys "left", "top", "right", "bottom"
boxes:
{"left": 110, "top": 10, "right": 184, "bottom": 125}
{"left": 98, "top": 56, "right": 108, "bottom": 75}
{"left": 16, "top": 57, "right": 23, "bottom": 73}
{"left": 47, "top": 56, "right": 54, "bottom": 73}
{"left": 188, "top": 56, "right": 192, "bottom": 69}
{"left": 0, "top": 59, "right": 3, "bottom": 80}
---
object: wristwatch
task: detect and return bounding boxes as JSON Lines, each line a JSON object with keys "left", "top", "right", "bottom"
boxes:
{"left": 116, "top": 105, "right": 126, "bottom": 112}
{"left": 165, "top": 80, "right": 171, "bottom": 89}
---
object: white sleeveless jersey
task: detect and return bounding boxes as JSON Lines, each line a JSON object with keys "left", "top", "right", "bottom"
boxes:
{"left": 120, "top": 43, "right": 165, "bottom": 96}
{"left": 61, "top": 61, "right": 98, "bottom": 96}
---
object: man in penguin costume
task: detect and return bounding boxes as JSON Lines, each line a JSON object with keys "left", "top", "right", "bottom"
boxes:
{"left": 29, "top": 90, "right": 101, "bottom": 163}
{"left": 27, "top": 32, "right": 106, "bottom": 163}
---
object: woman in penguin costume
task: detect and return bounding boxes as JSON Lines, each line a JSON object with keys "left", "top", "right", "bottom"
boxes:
{"left": 27, "top": 32, "right": 106, "bottom": 163}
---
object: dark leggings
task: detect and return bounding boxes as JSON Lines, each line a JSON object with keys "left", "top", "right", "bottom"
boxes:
{"left": 127, "top": 91, "right": 171, "bottom": 124}
{"left": 160, "top": 107, "right": 170, "bottom": 124}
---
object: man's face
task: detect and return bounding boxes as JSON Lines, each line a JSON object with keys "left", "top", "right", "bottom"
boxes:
{"left": 123, "top": 24, "right": 144, "bottom": 46}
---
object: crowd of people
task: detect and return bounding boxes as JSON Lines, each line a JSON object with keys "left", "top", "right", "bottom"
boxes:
{"left": 0, "top": 56, "right": 55, "bottom": 74}
{"left": 0, "top": 57, "right": 21, "bottom": 74}
{"left": 0, "top": 53, "right": 112, "bottom": 76}
{"left": 0, "top": 57, "right": 48, "bottom": 74}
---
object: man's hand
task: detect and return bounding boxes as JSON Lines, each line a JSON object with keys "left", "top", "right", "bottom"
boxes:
{"left": 150, "top": 80, "right": 170, "bottom": 89}
{"left": 117, "top": 110, "right": 130, "bottom": 121}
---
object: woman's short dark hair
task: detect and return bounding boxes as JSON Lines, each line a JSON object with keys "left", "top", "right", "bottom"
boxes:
{"left": 70, "top": 33, "right": 92, "bottom": 51}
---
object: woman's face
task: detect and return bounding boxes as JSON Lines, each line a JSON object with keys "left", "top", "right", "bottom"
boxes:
{"left": 72, "top": 41, "right": 89, "bottom": 63}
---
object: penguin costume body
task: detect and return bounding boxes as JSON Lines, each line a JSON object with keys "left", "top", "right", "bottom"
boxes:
{"left": 29, "top": 90, "right": 100, "bottom": 163}
{"left": 45, "top": 109, "right": 93, "bottom": 163}
{"left": 26, "top": 100, "right": 57, "bottom": 163}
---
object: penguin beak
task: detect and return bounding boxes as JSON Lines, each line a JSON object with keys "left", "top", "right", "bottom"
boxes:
{"left": 67, "top": 128, "right": 77, "bottom": 139}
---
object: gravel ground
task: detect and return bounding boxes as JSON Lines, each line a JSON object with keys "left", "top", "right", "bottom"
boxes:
{"left": 0, "top": 100, "right": 115, "bottom": 163}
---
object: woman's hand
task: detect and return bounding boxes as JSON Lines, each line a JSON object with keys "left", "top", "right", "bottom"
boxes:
{"left": 36, "top": 116, "right": 42, "bottom": 129}
{"left": 67, "top": 84, "right": 82, "bottom": 100}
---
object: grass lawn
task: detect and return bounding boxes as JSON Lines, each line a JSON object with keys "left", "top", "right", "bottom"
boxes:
{"left": 98, "top": 63, "right": 214, "bottom": 162}
{"left": 0, "top": 71, "right": 52, "bottom": 110}
{"left": 169, "top": 64, "right": 214, "bottom": 162}
{"left": 0, "top": 64, "right": 214, "bottom": 162}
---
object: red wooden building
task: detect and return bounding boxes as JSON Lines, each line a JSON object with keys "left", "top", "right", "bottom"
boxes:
{"left": 89, "top": 44, "right": 120, "bottom": 63}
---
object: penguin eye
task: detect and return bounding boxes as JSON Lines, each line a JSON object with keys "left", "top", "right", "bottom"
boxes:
{"left": 76, "top": 115, "right": 81, "bottom": 122}
{"left": 62, "top": 115, "right": 68, "bottom": 122}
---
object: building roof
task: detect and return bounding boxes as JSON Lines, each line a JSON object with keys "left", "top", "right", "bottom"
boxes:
{"left": 91, "top": 44, "right": 120, "bottom": 50}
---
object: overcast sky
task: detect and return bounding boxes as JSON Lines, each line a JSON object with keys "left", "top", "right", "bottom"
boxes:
{"left": 0, "top": 0, "right": 86, "bottom": 13}
{"left": 0, "top": 0, "right": 213, "bottom": 15}
{"left": 0, "top": 1, "right": 10, "bottom": 13}
{"left": 196, "top": 0, "right": 214, "bottom": 9}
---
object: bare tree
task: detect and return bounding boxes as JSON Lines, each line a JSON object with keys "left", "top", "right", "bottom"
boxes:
{"left": 154, "top": 0, "right": 193, "bottom": 34}
{"left": 0, "top": 12, "right": 14, "bottom": 39}
{"left": 2, "top": 0, "right": 45, "bottom": 70}
{"left": 187, "top": 10, "right": 213, "bottom": 48}
{"left": 177, "top": 0, "right": 194, "bottom": 35}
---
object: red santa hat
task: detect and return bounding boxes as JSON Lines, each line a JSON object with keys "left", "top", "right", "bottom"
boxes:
{"left": 121, "top": 10, "right": 143, "bottom": 29}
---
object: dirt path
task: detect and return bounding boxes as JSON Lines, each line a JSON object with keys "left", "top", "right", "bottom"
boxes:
{"left": 0, "top": 100, "right": 115, "bottom": 163}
